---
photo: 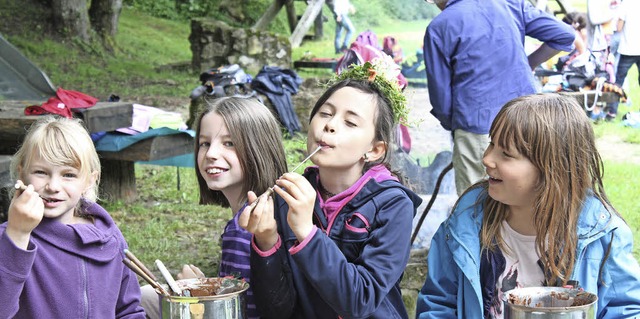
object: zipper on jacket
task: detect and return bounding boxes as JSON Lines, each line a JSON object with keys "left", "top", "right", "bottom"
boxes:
{"left": 81, "top": 258, "right": 89, "bottom": 319}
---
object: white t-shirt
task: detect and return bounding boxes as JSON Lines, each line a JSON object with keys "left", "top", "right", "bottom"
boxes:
{"left": 618, "top": 1, "right": 640, "bottom": 56}
{"left": 488, "top": 221, "right": 545, "bottom": 319}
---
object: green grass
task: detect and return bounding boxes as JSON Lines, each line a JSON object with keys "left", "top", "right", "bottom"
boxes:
{"left": 603, "top": 160, "right": 640, "bottom": 257}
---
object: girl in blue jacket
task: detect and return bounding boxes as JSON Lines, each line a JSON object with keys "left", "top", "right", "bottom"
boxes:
{"left": 416, "top": 93, "right": 640, "bottom": 318}
{"left": 240, "top": 59, "right": 423, "bottom": 318}
{"left": 0, "top": 116, "right": 146, "bottom": 318}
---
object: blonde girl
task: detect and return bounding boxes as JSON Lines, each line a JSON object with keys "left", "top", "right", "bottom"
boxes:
{"left": 0, "top": 115, "right": 145, "bottom": 318}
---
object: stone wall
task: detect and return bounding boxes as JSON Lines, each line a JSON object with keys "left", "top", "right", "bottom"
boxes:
{"left": 190, "top": 18, "right": 292, "bottom": 75}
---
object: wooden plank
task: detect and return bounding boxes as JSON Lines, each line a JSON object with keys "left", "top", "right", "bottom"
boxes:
{"left": 293, "top": 59, "right": 336, "bottom": 69}
{"left": 254, "top": 0, "right": 286, "bottom": 31}
{"left": 98, "top": 133, "right": 194, "bottom": 162}
{"left": 0, "top": 101, "right": 133, "bottom": 155}
{"left": 290, "top": 0, "right": 325, "bottom": 48}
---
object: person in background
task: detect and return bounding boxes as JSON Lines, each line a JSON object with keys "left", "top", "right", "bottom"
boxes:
{"left": 562, "top": 11, "right": 588, "bottom": 55}
{"left": 422, "top": 0, "right": 574, "bottom": 196}
{"left": 0, "top": 115, "right": 146, "bottom": 318}
{"left": 239, "top": 58, "right": 422, "bottom": 318}
{"left": 609, "top": 0, "right": 639, "bottom": 121}
{"left": 331, "top": 0, "right": 356, "bottom": 54}
{"left": 140, "top": 96, "right": 288, "bottom": 319}
{"left": 587, "top": 0, "right": 621, "bottom": 121}
{"left": 416, "top": 93, "right": 640, "bottom": 318}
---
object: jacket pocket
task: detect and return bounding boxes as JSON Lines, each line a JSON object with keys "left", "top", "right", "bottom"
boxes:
{"left": 344, "top": 212, "right": 371, "bottom": 234}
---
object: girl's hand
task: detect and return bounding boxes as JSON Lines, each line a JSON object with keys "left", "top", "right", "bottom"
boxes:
{"left": 176, "top": 264, "right": 205, "bottom": 280}
{"left": 6, "top": 181, "right": 44, "bottom": 249}
{"left": 239, "top": 191, "right": 278, "bottom": 251}
{"left": 273, "top": 173, "right": 316, "bottom": 242}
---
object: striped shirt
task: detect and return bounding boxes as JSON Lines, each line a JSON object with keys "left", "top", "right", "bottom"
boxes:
{"left": 219, "top": 206, "right": 258, "bottom": 318}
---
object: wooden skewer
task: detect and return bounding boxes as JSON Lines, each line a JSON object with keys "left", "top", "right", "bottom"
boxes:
{"left": 123, "top": 258, "right": 170, "bottom": 297}
{"left": 247, "top": 146, "right": 322, "bottom": 212}
{"left": 124, "top": 249, "right": 157, "bottom": 281}
{"left": 15, "top": 181, "right": 40, "bottom": 197}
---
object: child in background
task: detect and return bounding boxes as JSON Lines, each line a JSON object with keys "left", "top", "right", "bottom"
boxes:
{"left": 0, "top": 116, "right": 145, "bottom": 318}
{"left": 416, "top": 94, "right": 640, "bottom": 318}
{"left": 240, "top": 59, "right": 423, "bottom": 318}
{"left": 140, "top": 96, "right": 288, "bottom": 319}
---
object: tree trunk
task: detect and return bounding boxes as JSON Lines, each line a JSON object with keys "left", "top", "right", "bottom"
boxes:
{"left": 89, "top": 0, "right": 123, "bottom": 38}
{"left": 51, "top": 0, "right": 91, "bottom": 42}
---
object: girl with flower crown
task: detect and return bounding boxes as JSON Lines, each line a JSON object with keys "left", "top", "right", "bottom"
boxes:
{"left": 239, "top": 58, "right": 422, "bottom": 318}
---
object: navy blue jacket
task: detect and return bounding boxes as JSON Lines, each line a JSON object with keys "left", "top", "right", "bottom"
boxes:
{"left": 250, "top": 167, "right": 422, "bottom": 319}
{"left": 251, "top": 66, "right": 303, "bottom": 135}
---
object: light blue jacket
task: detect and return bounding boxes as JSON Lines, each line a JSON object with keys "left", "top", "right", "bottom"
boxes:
{"left": 416, "top": 187, "right": 640, "bottom": 318}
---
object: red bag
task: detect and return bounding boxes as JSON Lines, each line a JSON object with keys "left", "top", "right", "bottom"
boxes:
{"left": 25, "top": 88, "right": 98, "bottom": 118}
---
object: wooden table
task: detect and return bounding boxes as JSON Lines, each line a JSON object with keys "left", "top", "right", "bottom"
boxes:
{"left": 0, "top": 101, "right": 133, "bottom": 154}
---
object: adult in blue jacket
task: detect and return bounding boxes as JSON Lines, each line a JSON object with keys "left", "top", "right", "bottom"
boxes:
{"left": 416, "top": 94, "right": 640, "bottom": 318}
{"left": 423, "top": 0, "right": 575, "bottom": 195}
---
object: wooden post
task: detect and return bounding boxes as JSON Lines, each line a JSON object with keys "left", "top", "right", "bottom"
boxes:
{"left": 99, "top": 159, "right": 137, "bottom": 203}
{"left": 314, "top": 10, "right": 324, "bottom": 39}
{"left": 285, "top": 0, "right": 297, "bottom": 33}
{"left": 254, "top": 0, "right": 286, "bottom": 30}
{"left": 290, "top": 0, "right": 325, "bottom": 48}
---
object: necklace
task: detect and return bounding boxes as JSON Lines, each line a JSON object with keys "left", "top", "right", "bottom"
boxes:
{"left": 318, "top": 182, "right": 337, "bottom": 199}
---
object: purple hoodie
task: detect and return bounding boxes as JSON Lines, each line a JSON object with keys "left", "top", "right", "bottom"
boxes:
{"left": 0, "top": 200, "right": 145, "bottom": 319}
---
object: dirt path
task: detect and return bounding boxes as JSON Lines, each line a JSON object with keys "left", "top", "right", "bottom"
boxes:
{"left": 405, "top": 87, "right": 640, "bottom": 165}
{"left": 597, "top": 134, "right": 640, "bottom": 164}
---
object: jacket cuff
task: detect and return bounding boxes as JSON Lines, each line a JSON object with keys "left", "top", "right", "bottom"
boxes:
{"left": 251, "top": 234, "right": 281, "bottom": 257}
{"left": 288, "top": 226, "right": 317, "bottom": 255}
{"left": 0, "top": 231, "right": 36, "bottom": 277}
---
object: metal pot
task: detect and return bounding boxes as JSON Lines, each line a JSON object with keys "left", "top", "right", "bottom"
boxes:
{"left": 159, "top": 277, "right": 249, "bottom": 319}
{"left": 503, "top": 287, "right": 597, "bottom": 319}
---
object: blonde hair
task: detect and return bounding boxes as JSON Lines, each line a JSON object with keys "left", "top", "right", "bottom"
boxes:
{"left": 478, "top": 93, "right": 616, "bottom": 285}
{"left": 194, "top": 96, "right": 288, "bottom": 208}
{"left": 10, "top": 115, "right": 101, "bottom": 203}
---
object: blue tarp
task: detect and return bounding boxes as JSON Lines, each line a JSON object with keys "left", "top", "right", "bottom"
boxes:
{"left": 94, "top": 127, "right": 195, "bottom": 168}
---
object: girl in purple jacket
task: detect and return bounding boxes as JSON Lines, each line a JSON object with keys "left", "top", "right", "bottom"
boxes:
{"left": 0, "top": 115, "right": 146, "bottom": 318}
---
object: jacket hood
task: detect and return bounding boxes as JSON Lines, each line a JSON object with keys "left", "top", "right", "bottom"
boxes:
{"left": 31, "top": 200, "right": 122, "bottom": 263}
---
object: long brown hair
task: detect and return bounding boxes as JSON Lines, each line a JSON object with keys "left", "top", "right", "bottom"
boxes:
{"left": 478, "top": 93, "right": 617, "bottom": 285}
{"left": 193, "top": 96, "right": 288, "bottom": 208}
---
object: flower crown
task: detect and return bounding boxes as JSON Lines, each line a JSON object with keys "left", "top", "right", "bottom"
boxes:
{"left": 328, "top": 56, "right": 411, "bottom": 126}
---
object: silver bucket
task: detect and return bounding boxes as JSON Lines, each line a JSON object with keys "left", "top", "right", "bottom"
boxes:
{"left": 159, "top": 277, "right": 249, "bottom": 319}
{"left": 503, "top": 287, "right": 597, "bottom": 319}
